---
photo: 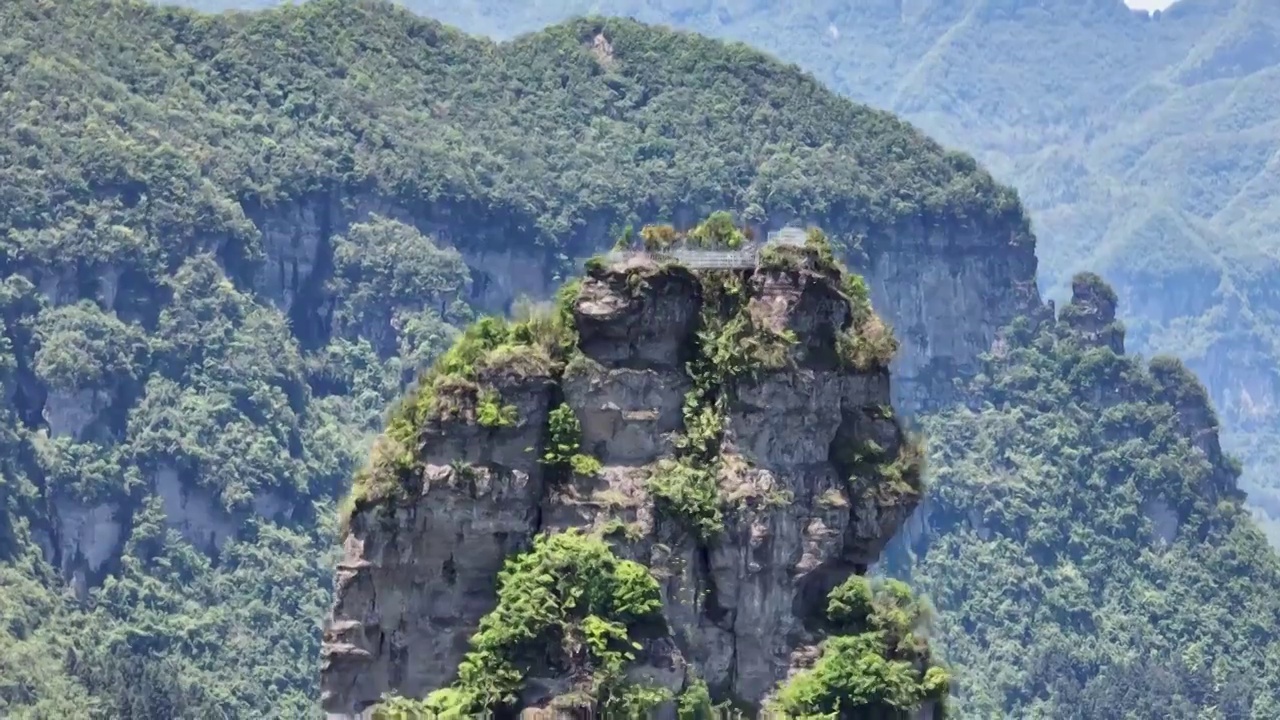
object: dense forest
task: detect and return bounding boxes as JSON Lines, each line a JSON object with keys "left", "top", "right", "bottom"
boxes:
{"left": 2, "top": 0, "right": 1278, "bottom": 718}
{"left": 0, "top": 0, "right": 1014, "bottom": 716}
{"left": 197, "top": 0, "right": 1280, "bottom": 541}
{"left": 897, "top": 277, "right": 1280, "bottom": 718}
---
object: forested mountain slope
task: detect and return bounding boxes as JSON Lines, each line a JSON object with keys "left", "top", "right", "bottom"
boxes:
{"left": 1, "top": 0, "right": 1278, "bottom": 718}
{"left": 190, "top": 0, "right": 1280, "bottom": 538}
{"left": 0, "top": 0, "right": 1025, "bottom": 716}
{"left": 895, "top": 275, "right": 1280, "bottom": 718}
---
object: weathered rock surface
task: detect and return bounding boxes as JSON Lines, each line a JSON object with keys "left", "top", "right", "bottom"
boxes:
{"left": 245, "top": 192, "right": 1045, "bottom": 420}
{"left": 53, "top": 498, "right": 122, "bottom": 595}
{"left": 322, "top": 370, "right": 555, "bottom": 712}
{"left": 155, "top": 466, "right": 240, "bottom": 554}
{"left": 321, "top": 256, "right": 924, "bottom": 717}
{"left": 43, "top": 387, "right": 111, "bottom": 441}
{"left": 1060, "top": 272, "right": 1125, "bottom": 354}
{"left": 857, "top": 217, "right": 1046, "bottom": 415}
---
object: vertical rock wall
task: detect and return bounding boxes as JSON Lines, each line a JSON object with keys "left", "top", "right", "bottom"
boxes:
{"left": 321, "top": 254, "right": 926, "bottom": 716}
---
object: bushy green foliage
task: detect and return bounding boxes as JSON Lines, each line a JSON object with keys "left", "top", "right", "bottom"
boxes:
{"left": 1068, "top": 271, "right": 1118, "bottom": 307}
{"left": 894, "top": 312, "right": 1280, "bottom": 717}
{"left": 603, "top": 683, "right": 675, "bottom": 716}
{"left": 33, "top": 302, "right": 148, "bottom": 394}
{"left": 648, "top": 458, "right": 723, "bottom": 542}
{"left": 543, "top": 404, "right": 584, "bottom": 466}
{"left": 687, "top": 211, "right": 747, "bottom": 249}
{"left": 834, "top": 318, "right": 898, "bottom": 373}
{"left": 676, "top": 675, "right": 715, "bottom": 719}
{"left": 639, "top": 224, "right": 681, "bottom": 252}
{"left": 387, "top": 311, "right": 569, "bottom": 436}
{"left": 773, "top": 576, "right": 949, "bottom": 718}
{"left": 420, "top": 529, "right": 663, "bottom": 715}
{"left": 875, "top": 437, "right": 926, "bottom": 497}
{"left": 757, "top": 245, "right": 806, "bottom": 273}
{"left": 570, "top": 453, "right": 604, "bottom": 478}
{"left": 328, "top": 216, "right": 472, "bottom": 365}
{"left": 703, "top": 309, "right": 797, "bottom": 377}
{"left": 369, "top": 695, "right": 439, "bottom": 720}
{"left": 627, "top": 214, "right": 751, "bottom": 253}
{"left": 476, "top": 389, "right": 517, "bottom": 428}
{"left": 826, "top": 575, "right": 875, "bottom": 629}
{"left": 543, "top": 403, "right": 602, "bottom": 477}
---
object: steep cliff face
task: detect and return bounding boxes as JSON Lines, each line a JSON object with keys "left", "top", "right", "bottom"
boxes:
{"left": 856, "top": 216, "right": 1045, "bottom": 415}
{"left": 321, "top": 234, "right": 944, "bottom": 717}
{"left": 252, "top": 195, "right": 1043, "bottom": 420}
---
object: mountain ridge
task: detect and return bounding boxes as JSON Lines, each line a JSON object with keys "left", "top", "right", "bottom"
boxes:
{"left": 254, "top": 0, "right": 1280, "bottom": 537}
{"left": 0, "top": 2, "right": 1041, "bottom": 715}
{"left": 2, "top": 1, "right": 1279, "bottom": 718}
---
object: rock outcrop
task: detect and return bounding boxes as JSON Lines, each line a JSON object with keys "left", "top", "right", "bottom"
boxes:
{"left": 855, "top": 216, "right": 1046, "bottom": 416}
{"left": 888, "top": 272, "right": 1246, "bottom": 562}
{"left": 321, "top": 240, "right": 938, "bottom": 717}
{"left": 1059, "top": 271, "right": 1125, "bottom": 354}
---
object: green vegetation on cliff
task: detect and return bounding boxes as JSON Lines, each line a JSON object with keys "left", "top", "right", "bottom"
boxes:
{"left": 3, "top": 1, "right": 1279, "bottom": 718}
{"left": 6, "top": 0, "right": 1011, "bottom": 706}
{"left": 424, "top": 529, "right": 664, "bottom": 716}
{"left": 350, "top": 216, "right": 940, "bottom": 716}
{"left": 893, "top": 278, "right": 1280, "bottom": 718}
{"left": 774, "top": 576, "right": 949, "bottom": 718}
{"left": 282, "top": 0, "right": 1280, "bottom": 541}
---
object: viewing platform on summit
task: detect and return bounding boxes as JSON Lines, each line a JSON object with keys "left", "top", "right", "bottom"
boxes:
{"left": 583, "top": 227, "right": 808, "bottom": 270}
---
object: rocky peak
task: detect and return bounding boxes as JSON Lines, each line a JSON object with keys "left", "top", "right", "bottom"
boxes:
{"left": 572, "top": 257, "right": 702, "bottom": 371}
{"left": 1149, "top": 356, "right": 1243, "bottom": 502}
{"left": 1059, "top": 271, "right": 1125, "bottom": 353}
{"left": 320, "top": 226, "right": 948, "bottom": 718}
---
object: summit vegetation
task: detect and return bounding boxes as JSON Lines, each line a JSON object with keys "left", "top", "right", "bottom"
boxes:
{"left": 894, "top": 290, "right": 1280, "bottom": 718}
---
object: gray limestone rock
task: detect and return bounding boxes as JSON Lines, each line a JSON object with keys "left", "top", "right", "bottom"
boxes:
{"left": 155, "top": 465, "right": 238, "bottom": 554}
{"left": 321, "top": 256, "right": 929, "bottom": 717}
{"left": 54, "top": 498, "right": 123, "bottom": 579}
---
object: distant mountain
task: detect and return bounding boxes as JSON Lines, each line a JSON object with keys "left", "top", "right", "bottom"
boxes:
{"left": 172, "top": 0, "right": 1280, "bottom": 538}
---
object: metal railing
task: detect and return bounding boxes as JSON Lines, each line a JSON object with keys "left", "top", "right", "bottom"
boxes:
{"left": 582, "top": 248, "right": 759, "bottom": 270}
{"left": 581, "top": 226, "right": 808, "bottom": 269}
{"left": 665, "top": 248, "right": 760, "bottom": 268}
{"left": 578, "top": 229, "right": 808, "bottom": 271}
{"left": 768, "top": 227, "right": 807, "bottom": 246}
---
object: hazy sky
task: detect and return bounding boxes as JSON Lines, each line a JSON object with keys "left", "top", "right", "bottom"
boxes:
{"left": 1126, "top": 0, "right": 1177, "bottom": 9}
